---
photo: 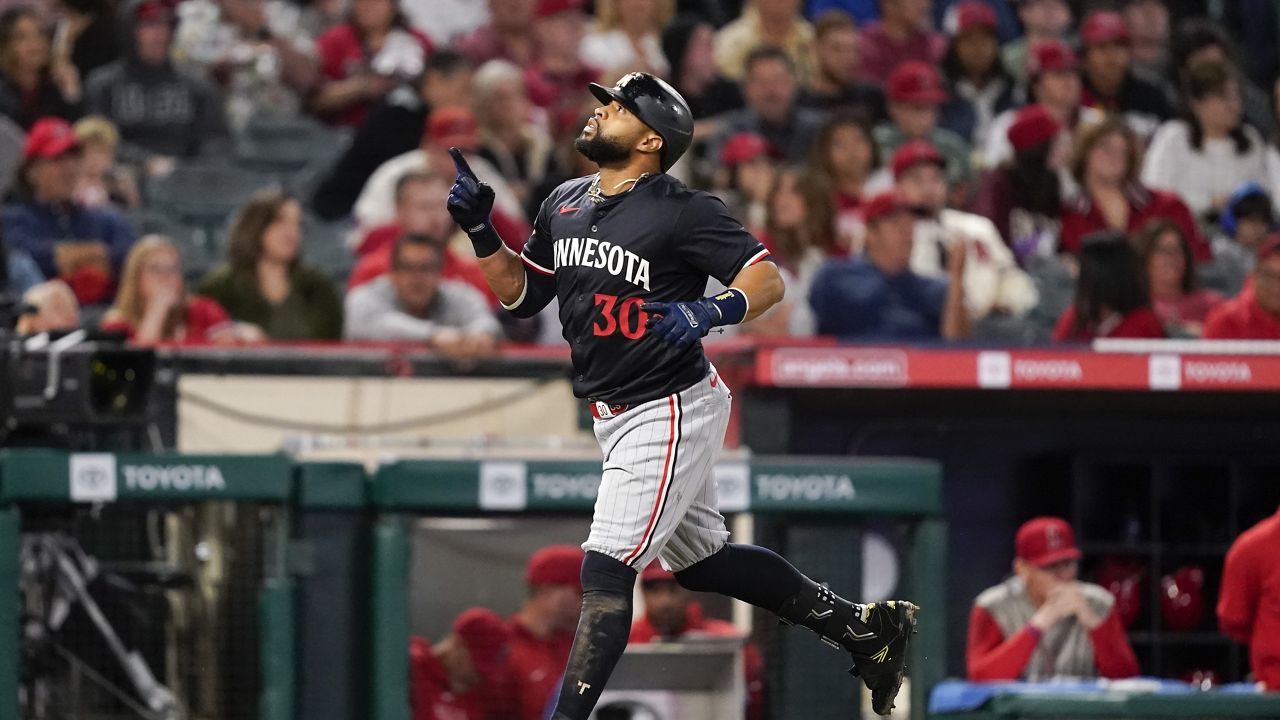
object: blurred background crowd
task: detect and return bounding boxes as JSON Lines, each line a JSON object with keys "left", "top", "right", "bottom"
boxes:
{"left": 4, "top": 0, "right": 1280, "bottom": 353}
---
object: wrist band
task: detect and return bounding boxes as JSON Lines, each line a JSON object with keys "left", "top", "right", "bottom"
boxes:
{"left": 705, "top": 287, "right": 749, "bottom": 326}
{"left": 466, "top": 223, "right": 504, "bottom": 258}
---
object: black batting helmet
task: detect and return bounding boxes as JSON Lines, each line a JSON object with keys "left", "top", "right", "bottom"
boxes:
{"left": 588, "top": 72, "right": 694, "bottom": 172}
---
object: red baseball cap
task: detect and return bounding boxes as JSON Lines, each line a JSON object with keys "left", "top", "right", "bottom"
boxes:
{"left": 891, "top": 139, "right": 945, "bottom": 180}
{"left": 1257, "top": 232, "right": 1280, "bottom": 261}
{"left": 640, "top": 560, "right": 677, "bottom": 584}
{"left": 862, "top": 191, "right": 912, "bottom": 226}
{"left": 134, "top": 0, "right": 175, "bottom": 24}
{"left": 887, "top": 61, "right": 948, "bottom": 106}
{"left": 720, "top": 132, "right": 771, "bottom": 166}
{"left": 950, "top": 1, "right": 997, "bottom": 35}
{"left": 424, "top": 107, "right": 478, "bottom": 150}
{"left": 1007, "top": 104, "right": 1064, "bottom": 152}
{"left": 1026, "top": 38, "right": 1078, "bottom": 78}
{"left": 525, "top": 545, "right": 585, "bottom": 589}
{"left": 1081, "top": 11, "right": 1130, "bottom": 47}
{"left": 1016, "top": 517, "right": 1082, "bottom": 568}
{"left": 535, "top": 0, "right": 585, "bottom": 18}
{"left": 453, "top": 608, "right": 513, "bottom": 680}
{"left": 24, "top": 117, "right": 81, "bottom": 161}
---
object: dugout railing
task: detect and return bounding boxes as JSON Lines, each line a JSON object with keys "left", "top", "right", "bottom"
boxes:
{"left": 367, "top": 456, "right": 948, "bottom": 720}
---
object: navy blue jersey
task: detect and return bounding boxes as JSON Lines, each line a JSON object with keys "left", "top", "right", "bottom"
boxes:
{"left": 509, "top": 174, "right": 770, "bottom": 404}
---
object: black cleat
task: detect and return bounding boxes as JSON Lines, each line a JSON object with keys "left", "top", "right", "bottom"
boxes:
{"left": 847, "top": 600, "right": 918, "bottom": 716}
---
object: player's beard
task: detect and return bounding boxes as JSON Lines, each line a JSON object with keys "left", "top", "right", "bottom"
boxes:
{"left": 574, "top": 133, "right": 632, "bottom": 166}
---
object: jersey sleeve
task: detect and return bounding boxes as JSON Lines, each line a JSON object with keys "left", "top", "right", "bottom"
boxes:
{"left": 502, "top": 194, "right": 557, "bottom": 317}
{"left": 674, "top": 192, "right": 771, "bottom": 286}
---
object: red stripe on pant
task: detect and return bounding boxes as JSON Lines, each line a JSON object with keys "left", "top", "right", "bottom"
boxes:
{"left": 623, "top": 395, "right": 678, "bottom": 566}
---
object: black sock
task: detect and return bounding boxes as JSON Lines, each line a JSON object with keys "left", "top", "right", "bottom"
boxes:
{"left": 550, "top": 551, "right": 636, "bottom": 720}
{"left": 673, "top": 543, "right": 804, "bottom": 613}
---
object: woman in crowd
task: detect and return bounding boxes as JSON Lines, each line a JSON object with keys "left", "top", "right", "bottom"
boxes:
{"left": 1061, "top": 117, "right": 1208, "bottom": 262}
{"left": 938, "top": 1, "right": 1016, "bottom": 147}
{"left": 806, "top": 112, "right": 891, "bottom": 249}
{"left": 1169, "top": 19, "right": 1274, "bottom": 139}
{"left": 197, "top": 188, "right": 343, "bottom": 340}
{"left": 1142, "top": 60, "right": 1271, "bottom": 221}
{"left": 472, "top": 59, "right": 556, "bottom": 216}
{"left": 311, "top": 0, "right": 431, "bottom": 127}
{"left": 102, "top": 235, "right": 241, "bottom": 345}
{"left": 716, "top": 131, "right": 774, "bottom": 236}
{"left": 582, "top": 0, "right": 672, "bottom": 79}
{"left": 0, "top": 6, "right": 83, "bottom": 130}
{"left": 974, "top": 104, "right": 1068, "bottom": 262}
{"left": 1135, "top": 219, "right": 1224, "bottom": 338}
{"left": 1053, "top": 231, "right": 1165, "bottom": 342}
{"left": 761, "top": 166, "right": 837, "bottom": 286}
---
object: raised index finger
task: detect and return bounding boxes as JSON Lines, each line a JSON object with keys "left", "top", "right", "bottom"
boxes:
{"left": 449, "top": 147, "right": 477, "bottom": 180}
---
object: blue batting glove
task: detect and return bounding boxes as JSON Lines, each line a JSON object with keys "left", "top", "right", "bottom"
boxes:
{"left": 640, "top": 299, "right": 717, "bottom": 349}
{"left": 446, "top": 147, "right": 495, "bottom": 233}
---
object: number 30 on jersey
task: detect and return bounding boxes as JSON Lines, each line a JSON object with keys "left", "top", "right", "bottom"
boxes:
{"left": 593, "top": 293, "right": 648, "bottom": 339}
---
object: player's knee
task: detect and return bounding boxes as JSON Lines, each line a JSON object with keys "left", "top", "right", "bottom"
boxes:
{"left": 581, "top": 551, "right": 637, "bottom": 596}
{"left": 672, "top": 547, "right": 728, "bottom": 592}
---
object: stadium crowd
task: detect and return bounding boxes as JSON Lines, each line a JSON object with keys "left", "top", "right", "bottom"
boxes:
{"left": 4, "top": 0, "right": 1280, "bottom": 351}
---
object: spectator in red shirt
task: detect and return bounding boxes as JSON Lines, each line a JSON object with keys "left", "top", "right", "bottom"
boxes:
{"left": 522, "top": 0, "right": 599, "bottom": 140}
{"left": 967, "top": 517, "right": 1140, "bottom": 681}
{"left": 1203, "top": 234, "right": 1280, "bottom": 339}
{"left": 1053, "top": 231, "right": 1165, "bottom": 342}
{"left": 453, "top": 0, "right": 538, "bottom": 66}
{"left": 410, "top": 608, "right": 513, "bottom": 720}
{"left": 856, "top": 0, "right": 945, "bottom": 85}
{"left": 1218, "top": 504, "right": 1280, "bottom": 691}
{"left": 499, "top": 545, "right": 584, "bottom": 720}
{"left": 312, "top": 0, "right": 432, "bottom": 127}
{"left": 1134, "top": 218, "right": 1223, "bottom": 338}
{"left": 630, "top": 562, "right": 766, "bottom": 720}
{"left": 348, "top": 171, "right": 491, "bottom": 298}
{"left": 1060, "top": 117, "right": 1207, "bottom": 261}
{"left": 101, "top": 235, "right": 243, "bottom": 345}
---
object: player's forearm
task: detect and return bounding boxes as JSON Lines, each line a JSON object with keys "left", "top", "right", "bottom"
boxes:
{"left": 476, "top": 246, "right": 528, "bottom": 307}
{"left": 730, "top": 262, "right": 785, "bottom": 322}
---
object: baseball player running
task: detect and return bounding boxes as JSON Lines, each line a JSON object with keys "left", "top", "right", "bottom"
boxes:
{"left": 447, "top": 72, "right": 918, "bottom": 719}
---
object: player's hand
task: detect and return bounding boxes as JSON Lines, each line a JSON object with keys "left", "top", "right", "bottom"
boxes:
{"left": 446, "top": 147, "right": 495, "bottom": 232}
{"left": 640, "top": 299, "right": 716, "bottom": 349}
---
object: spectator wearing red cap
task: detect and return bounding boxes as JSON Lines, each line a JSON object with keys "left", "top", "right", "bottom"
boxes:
{"left": 1203, "top": 235, "right": 1280, "bottom": 339}
{"left": 1133, "top": 219, "right": 1223, "bottom": 338}
{"left": 493, "top": 545, "right": 585, "bottom": 720}
{"left": 1078, "top": 10, "right": 1174, "bottom": 140}
{"left": 1218, "top": 504, "right": 1280, "bottom": 691}
{"left": 806, "top": 112, "right": 892, "bottom": 250}
{"left": 630, "top": 561, "right": 766, "bottom": 720}
{"left": 86, "top": 0, "right": 228, "bottom": 167}
{"left": 718, "top": 131, "right": 776, "bottom": 236}
{"left": 975, "top": 104, "right": 1069, "bottom": 261}
{"left": 521, "top": 0, "right": 600, "bottom": 139}
{"left": 581, "top": 0, "right": 671, "bottom": 80}
{"left": 799, "top": 10, "right": 886, "bottom": 124}
{"left": 1142, "top": 60, "right": 1271, "bottom": 221}
{"left": 856, "top": 0, "right": 945, "bottom": 86}
{"left": 1000, "top": 0, "right": 1071, "bottom": 86}
{"left": 713, "top": 46, "right": 824, "bottom": 164}
{"left": 410, "top": 607, "right": 513, "bottom": 720}
{"left": 0, "top": 6, "right": 84, "bottom": 131}
{"left": 873, "top": 60, "right": 973, "bottom": 198}
{"left": 983, "top": 38, "right": 1101, "bottom": 170}
{"left": 354, "top": 106, "right": 532, "bottom": 243}
{"left": 454, "top": 0, "right": 538, "bottom": 66}
{"left": 1052, "top": 231, "right": 1165, "bottom": 342}
{"left": 310, "top": 49, "right": 473, "bottom": 222}
{"left": 894, "top": 138, "right": 1036, "bottom": 328}
{"left": 968, "top": 517, "right": 1140, "bottom": 681}
{"left": 1061, "top": 117, "right": 1207, "bottom": 261}
{"left": 809, "top": 190, "right": 969, "bottom": 340}
{"left": 937, "top": 1, "right": 1016, "bottom": 146}
{"left": 2, "top": 117, "right": 136, "bottom": 304}
{"left": 311, "top": 0, "right": 432, "bottom": 127}
{"left": 714, "top": 0, "right": 814, "bottom": 84}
